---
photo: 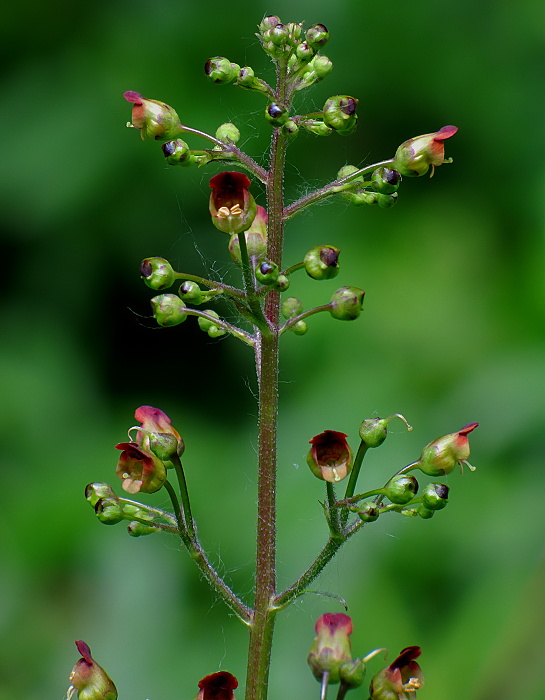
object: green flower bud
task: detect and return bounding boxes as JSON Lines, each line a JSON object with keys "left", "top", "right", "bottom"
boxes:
{"left": 85, "top": 482, "right": 116, "bottom": 508}
{"left": 236, "top": 67, "right": 272, "bottom": 95}
{"left": 357, "top": 501, "right": 380, "bottom": 522}
{"left": 255, "top": 260, "right": 279, "bottom": 285}
{"left": 417, "top": 505, "right": 435, "bottom": 519}
{"left": 68, "top": 641, "right": 117, "bottom": 700}
{"left": 204, "top": 57, "right": 240, "bottom": 84}
{"left": 329, "top": 286, "right": 364, "bottom": 320}
{"left": 313, "top": 55, "right": 333, "bottom": 78}
{"left": 422, "top": 483, "right": 450, "bottom": 510}
{"left": 290, "top": 320, "right": 308, "bottom": 335}
{"left": 296, "top": 41, "right": 314, "bottom": 63}
{"left": 306, "top": 23, "right": 329, "bottom": 50}
{"left": 127, "top": 521, "right": 161, "bottom": 537}
{"left": 285, "top": 22, "right": 303, "bottom": 43}
{"left": 265, "top": 103, "right": 290, "bottom": 126}
{"left": 208, "top": 326, "right": 226, "bottom": 338}
{"left": 274, "top": 274, "right": 290, "bottom": 291}
{"left": 161, "top": 138, "right": 195, "bottom": 166}
{"left": 371, "top": 167, "right": 401, "bottom": 194}
{"left": 268, "top": 23, "right": 290, "bottom": 46}
{"left": 342, "top": 190, "right": 377, "bottom": 206}
{"left": 94, "top": 497, "right": 124, "bottom": 525}
{"left": 198, "top": 310, "right": 221, "bottom": 332}
{"left": 259, "top": 16, "right": 281, "bottom": 34}
{"left": 227, "top": 206, "right": 268, "bottom": 263}
{"left": 384, "top": 476, "right": 419, "bottom": 505}
{"left": 304, "top": 245, "right": 340, "bottom": 280}
{"left": 150, "top": 294, "right": 187, "bottom": 327}
{"left": 393, "top": 125, "right": 458, "bottom": 177}
{"left": 301, "top": 119, "right": 332, "bottom": 136}
{"left": 376, "top": 192, "right": 398, "bottom": 209}
{"left": 323, "top": 95, "right": 358, "bottom": 132}
{"left": 358, "top": 414, "right": 412, "bottom": 448}
{"left": 178, "top": 280, "right": 203, "bottom": 304}
{"left": 337, "top": 164, "right": 361, "bottom": 180}
{"left": 124, "top": 91, "right": 182, "bottom": 142}
{"left": 215, "top": 122, "right": 240, "bottom": 143}
{"left": 140, "top": 257, "right": 175, "bottom": 290}
{"left": 416, "top": 423, "right": 478, "bottom": 476}
{"left": 339, "top": 658, "right": 366, "bottom": 689}
{"left": 282, "top": 119, "right": 299, "bottom": 138}
{"left": 281, "top": 297, "right": 303, "bottom": 318}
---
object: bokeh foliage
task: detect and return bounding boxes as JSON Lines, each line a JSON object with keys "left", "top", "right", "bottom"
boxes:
{"left": 1, "top": 0, "right": 545, "bottom": 699}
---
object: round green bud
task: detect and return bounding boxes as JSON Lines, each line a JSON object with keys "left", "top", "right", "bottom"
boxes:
{"left": 85, "top": 482, "right": 116, "bottom": 508}
{"left": 304, "top": 245, "right": 340, "bottom": 280}
{"left": 371, "top": 167, "right": 401, "bottom": 194}
{"left": 275, "top": 274, "right": 290, "bottom": 291}
{"left": 178, "top": 280, "right": 203, "bottom": 304}
{"left": 208, "top": 326, "right": 226, "bottom": 338}
{"left": 329, "top": 286, "right": 364, "bottom": 320}
{"left": 305, "top": 23, "right": 329, "bottom": 49}
{"left": 285, "top": 22, "right": 303, "bottom": 43}
{"left": 237, "top": 66, "right": 256, "bottom": 87}
{"left": 357, "top": 501, "right": 380, "bottom": 522}
{"left": 259, "top": 15, "right": 281, "bottom": 34}
{"left": 323, "top": 95, "right": 358, "bottom": 131}
{"left": 296, "top": 41, "right": 314, "bottom": 63}
{"left": 313, "top": 55, "right": 333, "bottom": 78}
{"left": 269, "top": 23, "right": 289, "bottom": 46}
{"left": 281, "top": 297, "right": 303, "bottom": 318}
{"left": 376, "top": 192, "right": 398, "bottom": 209}
{"left": 140, "top": 257, "right": 175, "bottom": 290}
{"left": 337, "top": 164, "right": 361, "bottom": 180}
{"left": 255, "top": 260, "right": 279, "bottom": 285}
{"left": 150, "top": 294, "right": 187, "bottom": 327}
{"left": 265, "top": 103, "right": 289, "bottom": 126}
{"left": 215, "top": 122, "right": 240, "bottom": 143}
{"left": 384, "top": 475, "right": 419, "bottom": 505}
{"left": 301, "top": 119, "right": 332, "bottom": 137}
{"left": 95, "top": 497, "right": 124, "bottom": 525}
{"left": 198, "top": 310, "right": 221, "bottom": 332}
{"left": 358, "top": 418, "right": 387, "bottom": 447}
{"left": 342, "top": 190, "right": 377, "bottom": 206}
{"left": 204, "top": 56, "right": 240, "bottom": 84}
{"left": 282, "top": 119, "right": 299, "bottom": 138}
{"left": 162, "top": 139, "right": 195, "bottom": 166}
{"left": 290, "top": 320, "right": 308, "bottom": 335}
{"left": 127, "top": 521, "right": 161, "bottom": 537}
{"left": 422, "top": 483, "right": 450, "bottom": 511}
{"left": 336, "top": 117, "right": 358, "bottom": 136}
{"left": 417, "top": 504, "right": 435, "bottom": 519}
{"left": 339, "top": 658, "right": 366, "bottom": 689}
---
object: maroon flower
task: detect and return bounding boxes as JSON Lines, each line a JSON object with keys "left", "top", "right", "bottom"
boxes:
{"left": 123, "top": 91, "right": 182, "bottom": 141}
{"left": 369, "top": 646, "right": 424, "bottom": 700}
{"left": 307, "top": 613, "right": 353, "bottom": 683}
{"left": 68, "top": 641, "right": 117, "bottom": 700}
{"left": 115, "top": 442, "right": 166, "bottom": 494}
{"left": 307, "top": 430, "right": 353, "bottom": 482}
{"left": 209, "top": 171, "right": 257, "bottom": 234}
{"left": 393, "top": 125, "right": 458, "bottom": 177}
{"left": 197, "top": 672, "right": 238, "bottom": 700}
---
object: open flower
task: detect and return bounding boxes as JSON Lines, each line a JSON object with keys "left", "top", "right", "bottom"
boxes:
{"left": 416, "top": 422, "right": 478, "bottom": 476}
{"left": 393, "top": 125, "right": 458, "bottom": 177}
{"left": 197, "top": 671, "right": 238, "bottom": 700}
{"left": 67, "top": 641, "right": 117, "bottom": 700}
{"left": 369, "top": 646, "right": 423, "bottom": 700}
{"left": 124, "top": 91, "right": 182, "bottom": 141}
{"left": 133, "top": 405, "right": 184, "bottom": 459}
{"left": 209, "top": 172, "right": 257, "bottom": 234}
{"left": 307, "top": 613, "right": 353, "bottom": 683}
{"left": 115, "top": 442, "right": 167, "bottom": 494}
{"left": 307, "top": 430, "right": 352, "bottom": 482}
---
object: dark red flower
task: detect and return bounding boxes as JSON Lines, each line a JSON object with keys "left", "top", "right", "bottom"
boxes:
{"left": 369, "top": 646, "right": 424, "bottom": 700}
{"left": 209, "top": 171, "right": 257, "bottom": 234}
{"left": 307, "top": 430, "right": 353, "bottom": 482}
{"left": 197, "top": 672, "right": 238, "bottom": 700}
{"left": 115, "top": 442, "right": 166, "bottom": 494}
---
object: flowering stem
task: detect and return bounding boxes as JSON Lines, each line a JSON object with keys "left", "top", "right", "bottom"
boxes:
{"left": 283, "top": 159, "right": 394, "bottom": 220}
{"left": 326, "top": 482, "right": 342, "bottom": 538}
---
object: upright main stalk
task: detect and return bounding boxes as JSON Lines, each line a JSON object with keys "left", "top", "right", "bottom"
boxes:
{"left": 244, "top": 60, "right": 289, "bottom": 700}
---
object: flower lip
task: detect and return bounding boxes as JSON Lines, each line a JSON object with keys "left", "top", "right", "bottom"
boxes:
{"left": 458, "top": 422, "right": 479, "bottom": 436}
{"left": 315, "top": 612, "right": 353, "bottom": 636}
{"left": 432, "top": 125, "right": 458, "bottom": 140}
{"left": 198, "top": 671, "right": 238, "bottom": 700}
{"left": 123, "top": 91, "right": 144, "bottom": 104}
{"left": 390, "top": 646, "right": 421, "bottom": 670}
{"left": 307, "top": 430, "right": 352, "bottom": 482}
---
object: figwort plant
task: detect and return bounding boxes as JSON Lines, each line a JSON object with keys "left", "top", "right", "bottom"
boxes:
{"left": 68, "top": 16, "right": 478, "bottom": 700}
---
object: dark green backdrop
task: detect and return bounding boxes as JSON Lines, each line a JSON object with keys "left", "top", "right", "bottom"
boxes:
{"left": 2, "top": 0, "right": 545, "bottom": 698}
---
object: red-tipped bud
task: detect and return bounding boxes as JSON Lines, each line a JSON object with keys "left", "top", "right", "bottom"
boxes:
{"left": 133, "top": 405, "right": 184, "bottom": 459}
{"left": 197, "top": 672, "right": 238, "bottom": 700}
{"left": 329, "top": 287, "right": 364, "bottom": 320}
{"left": 369, "top": 646, "right": 424, "bottom": 700}
{"left": 67, "top": 641, "right": 117, "bottom": 700}
{"left": 307, "top": 430, "right": 352, "bottom": 483}
{"left": 307, "top": 613, "right": 353, "bottom": 684}
{"left": 416, "top": 422, "right": 478, "bottom": 476}
{"left": 209, "top": 172, "right": 257, "bottom": 234}
{"left": 124, "top": 91, "right": 182, "bottom": 141}
{"left": 393, "top": 125, "right": 458, "bottom": 177}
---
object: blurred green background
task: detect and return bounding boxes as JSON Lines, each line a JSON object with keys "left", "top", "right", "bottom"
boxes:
{"left": 1, "top": 0, "right": 545, "bottom": 698}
